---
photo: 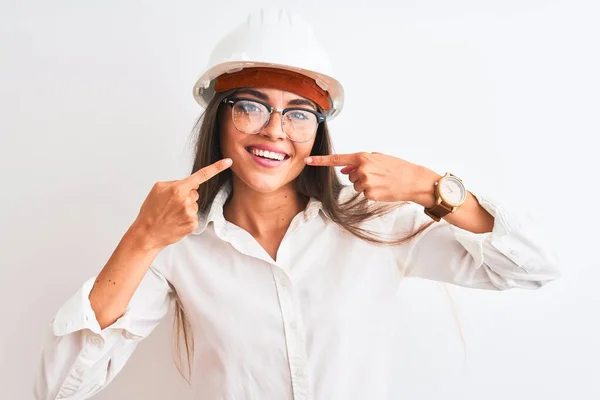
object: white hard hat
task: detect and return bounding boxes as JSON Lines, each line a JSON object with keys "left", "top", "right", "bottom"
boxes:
{"left": 192, "top": 8, "right": 344, "bottom": 119}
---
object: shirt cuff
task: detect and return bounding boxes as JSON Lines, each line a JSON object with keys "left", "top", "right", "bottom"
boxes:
{"left": 450, "top": 192, "right": 527, "bottom": 270}
{"left": 52, "top": 276, "right": 138, "bottom": 341}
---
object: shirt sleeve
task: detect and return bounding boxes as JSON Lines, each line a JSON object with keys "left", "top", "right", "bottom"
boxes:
{"left": 34, "top": 248, "right": 174, "bottom": 400}
{"left": 393, "top": 192, "right": 561, "bottom": 290}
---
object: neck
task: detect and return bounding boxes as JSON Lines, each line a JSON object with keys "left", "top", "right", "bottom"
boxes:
{"left": 223, "top": 177, "right": 307, "bottom": 238}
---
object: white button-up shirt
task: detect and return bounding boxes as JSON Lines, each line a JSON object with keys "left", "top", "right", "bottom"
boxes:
{"left": 34, "top": 184, "right": 560, "bottom": 399}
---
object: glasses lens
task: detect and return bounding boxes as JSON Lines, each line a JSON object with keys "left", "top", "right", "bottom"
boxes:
{"left": 232, "top": 100, "right": 269, "bottom": 134}
{"left": 283, "top": 110, "right": 318, "bottom": 142}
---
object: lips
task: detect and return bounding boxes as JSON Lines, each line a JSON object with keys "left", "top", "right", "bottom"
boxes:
{"left": 244, "top": 145, "right": 291, "bottom": 169}
{"left": 245, "top": 146, "right": 290, "bottom": 161}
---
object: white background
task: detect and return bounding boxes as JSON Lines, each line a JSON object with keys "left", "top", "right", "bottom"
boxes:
{"left": 1, "top": 1, "right": 598, "bottom": 399}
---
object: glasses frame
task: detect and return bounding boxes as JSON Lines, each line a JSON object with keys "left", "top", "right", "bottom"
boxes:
{"left": 222, "top": 97, "right": 326, "bottom": 143}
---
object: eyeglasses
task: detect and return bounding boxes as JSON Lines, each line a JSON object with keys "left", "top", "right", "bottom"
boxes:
{"left": 222, "top": 97, "right": 326, "bottom": 143}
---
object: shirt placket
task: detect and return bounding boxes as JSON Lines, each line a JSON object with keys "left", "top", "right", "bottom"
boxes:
{"left": 272, "top": 215, "right": 314, "bottom": 400}
{"left": 272, "top": 265, "right": 312, "bottom": 400}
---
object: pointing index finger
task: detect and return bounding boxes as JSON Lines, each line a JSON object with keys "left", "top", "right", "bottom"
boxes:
{"left": 181, "top": 158, "right": 233, "bottom": 188}
{"left": 305, "top": 153, "right": 359, "bottom": 167}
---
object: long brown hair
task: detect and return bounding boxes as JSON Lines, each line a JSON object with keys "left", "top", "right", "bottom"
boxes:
{"left": 173, "top": 89, "right": 434, "bottom": 380}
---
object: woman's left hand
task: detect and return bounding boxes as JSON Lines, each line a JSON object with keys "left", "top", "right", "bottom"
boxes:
{"left": 305, "top": 152, "right": 440, "bottom": 206}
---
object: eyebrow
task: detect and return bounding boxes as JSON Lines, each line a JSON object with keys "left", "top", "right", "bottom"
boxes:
{"left": 233, "top": 89, "right": 269, "bottom": 101}
{"left": 287, "top": 98, "right": 317, "bottom": 110}
{"left": 233, "top": 89, "right": 317, "bottom": 111}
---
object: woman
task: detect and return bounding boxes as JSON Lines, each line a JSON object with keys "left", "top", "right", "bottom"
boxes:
{"left": 34, "top": 9, "right": 560, "bottom": 400}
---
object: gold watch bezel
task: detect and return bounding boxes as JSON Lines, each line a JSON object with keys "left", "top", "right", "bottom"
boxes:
{"left": 435, "top": 173, "right": 467, "bottom": 208}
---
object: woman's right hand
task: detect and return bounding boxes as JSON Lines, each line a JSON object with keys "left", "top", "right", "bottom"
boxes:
{"left": 131, "top": 158, "right": 233, "bottom": 250}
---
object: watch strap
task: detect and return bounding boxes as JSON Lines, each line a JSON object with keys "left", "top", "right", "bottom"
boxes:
{"left": 424, "top": 202, "right": 453, "bottom": 222}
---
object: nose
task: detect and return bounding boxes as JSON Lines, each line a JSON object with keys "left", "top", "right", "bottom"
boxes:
{"left": 260, "top": 111, "right": 286, "bottom": 141}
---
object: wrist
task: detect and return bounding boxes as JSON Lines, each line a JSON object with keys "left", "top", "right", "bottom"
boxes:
{"left": 412, "top": 167, "right": 442, "bottom": 208}
{"left": 125, "top": 220, "right": 163, "bottom": 253}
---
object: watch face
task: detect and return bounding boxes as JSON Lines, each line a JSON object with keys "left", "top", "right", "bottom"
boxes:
{"left": 439, "top": 176, "right": 466, "bottom": 206}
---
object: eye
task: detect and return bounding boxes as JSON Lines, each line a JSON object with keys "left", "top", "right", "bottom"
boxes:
{"left": 236, "top": 101, "right": 263, "bottom": 114}
{"left": 287, "top": 110, "right": 311, "bottom": 120}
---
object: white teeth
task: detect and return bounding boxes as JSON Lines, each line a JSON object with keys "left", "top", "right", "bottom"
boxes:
{"left": 250, "top": 148, "right": 286, "bottom": 161}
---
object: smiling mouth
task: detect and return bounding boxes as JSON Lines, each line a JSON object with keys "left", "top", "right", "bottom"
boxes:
{"left": 245, "top": 146, "right": 290, "bottom": 161}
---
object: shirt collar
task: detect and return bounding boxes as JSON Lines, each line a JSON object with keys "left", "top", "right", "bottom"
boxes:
{"left": 192, "top": 181, "right": 326, "bottom": 235}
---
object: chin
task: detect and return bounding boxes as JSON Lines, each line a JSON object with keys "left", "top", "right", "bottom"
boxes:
{"left": 243, "top": 176, "right": 290, "bottom": 193}
{"left": 231, "top": 167, "right": 298, "bottom": 193}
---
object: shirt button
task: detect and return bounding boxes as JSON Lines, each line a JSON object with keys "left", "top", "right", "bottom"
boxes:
{"left": 88, "top": 335, "right": 103, "bottom": 348}
{"left": 74, "top": 363, "right": 86, "bottom": 376}
{"left": 288, "top": 322, "right": 297, "bottom": 330}
{"left": 295, "top": 368, "right": 305, "bottom": 377}
{"left": 279, "top": 279, "right": 288, "bottom": 288}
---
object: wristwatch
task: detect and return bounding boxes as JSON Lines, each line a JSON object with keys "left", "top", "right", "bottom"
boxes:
{"left": 424, "top": 173, "right": 467, "bottom": 222}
